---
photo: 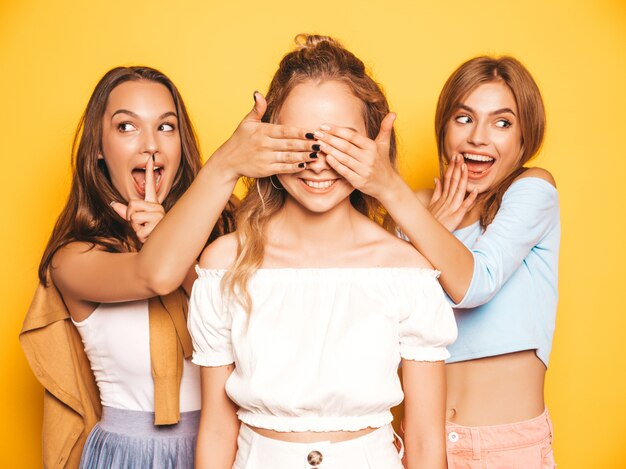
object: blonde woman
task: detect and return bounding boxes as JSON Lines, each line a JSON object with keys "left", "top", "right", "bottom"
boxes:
{"left": 188, "top": 35, "right": 456, "bottom": 469}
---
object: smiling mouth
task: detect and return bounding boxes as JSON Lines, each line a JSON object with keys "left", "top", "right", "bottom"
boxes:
{"left": 131, "top": 166, "right": 163, "bottom": 195}
{"left": 463, "top": 153, "right": 495, "bottom": 176}
{"left": 302, "top": 179, "right": 337, "bottom": 190}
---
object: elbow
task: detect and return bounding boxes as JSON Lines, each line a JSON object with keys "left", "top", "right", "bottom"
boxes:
{"left": 143, "top": 270, "right": 182, "bottom": 297}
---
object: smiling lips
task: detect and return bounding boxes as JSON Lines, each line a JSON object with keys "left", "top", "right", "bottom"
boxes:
{"left": 300, "top": 179, "right": 337, "bottom": 190}
{"left": 131, "top": 166, "right": 163, "bottom": 197}
{"left": 463, "top": 152, "right": 495, "bottom": 178}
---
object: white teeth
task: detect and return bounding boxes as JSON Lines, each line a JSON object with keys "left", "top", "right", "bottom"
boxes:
{"left": 304, "top": 179, "right": 335, "bottom": 189}
{"left": 464, "top": 153, "right": 494, "bottom": 162}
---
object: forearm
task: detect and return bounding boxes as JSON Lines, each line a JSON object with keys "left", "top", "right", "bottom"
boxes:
{"left": 196, "top": 421, "right": 239, "bottom": 469}
{"left": 380, "top": 173, "right": 473, "bottom": 303}
{"left": 402, "top": 360, "right": 447, "bottom": 469}
{"left": 138, "top": 151, "right": 238, "bottom": 295}
{"left": 403, "top": 431, "right": 446, "bottom": 469}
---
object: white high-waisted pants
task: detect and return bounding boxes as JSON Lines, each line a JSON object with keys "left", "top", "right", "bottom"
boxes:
{"left": 233, "top": 423, "right": 403, "bottom": 469}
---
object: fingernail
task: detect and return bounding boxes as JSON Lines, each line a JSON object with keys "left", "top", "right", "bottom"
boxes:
{"left": 305, "top": 133, "right": 315, "bottom": 140}
{"left": 253, "top": 90, "right": 259, "bottom": 102}
{"left": 312, "top": 144, "right": 321, "bottom": 151}
{"left": 320, "top": 124, "right": 331, "bottom": 131}
{"left": 109, "top": 201, "right": 116, "bottom": 207}
{"left": 309, "top": 152, "right": 318, "bottom": 159}
{"left": 298, "top": 162, "right": 306, "bottom": 168}
{"left": 314, "top": 131, "right": 324, "bottom": 139}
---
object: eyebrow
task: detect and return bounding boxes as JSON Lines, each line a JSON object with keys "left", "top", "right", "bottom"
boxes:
{"left": 110, "top": 109, "right": 178, "bottom": 120}
{"left": 458, "top": 104, "right": 516, "bottom": 117}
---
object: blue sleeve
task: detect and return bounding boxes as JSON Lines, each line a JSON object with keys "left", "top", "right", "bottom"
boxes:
{"left": 453, "top": 177, "right": 559, "bottom": 309}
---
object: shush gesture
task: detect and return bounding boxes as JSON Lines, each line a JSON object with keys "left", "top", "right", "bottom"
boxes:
{"left": 428, "top": 154, "right": 477, "bottom": 232}
{"left": 313, "top": 112, "right": 397, "bottom": 201}
{"left": 111, "top": 154, "right": 165, "bottom": 243}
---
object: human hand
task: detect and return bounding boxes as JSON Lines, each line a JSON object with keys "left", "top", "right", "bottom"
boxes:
{"left": 313, "top": 113, "right": 398, "bottom": 201}
{"left": 428, "top": 154, "right": 477, "bottom": 232}
{"left": 111, "top": 155, "right": 165, "bottom": 243}
{"left": 215, "top": 92, "right": 319, "bottom": 182}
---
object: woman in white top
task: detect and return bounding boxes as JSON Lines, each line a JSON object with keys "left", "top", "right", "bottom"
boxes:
{"left": 38, "top": 66, "right": 318, "bottom": 468}
{"left": 188, "top": 35, "right": 457, "bottom": 469}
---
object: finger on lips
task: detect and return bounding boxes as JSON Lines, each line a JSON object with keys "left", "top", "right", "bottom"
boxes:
{"left": 144, "top": 155, "right": 158, "bottom": 203}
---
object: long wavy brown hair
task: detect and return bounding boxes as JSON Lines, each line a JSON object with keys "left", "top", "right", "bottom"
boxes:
{"left": 223, "top": 34, "right": 397, "bottom": 313}
{"left": 39, "top": 66, "right": 235, "bottom": 284}
{"left": 434, "top": 56, "right": 546, "bottom": 228}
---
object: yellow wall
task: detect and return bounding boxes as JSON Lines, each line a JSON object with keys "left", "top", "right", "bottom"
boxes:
{"left": 2, "top": 0, "right": 624, "bottom": 467}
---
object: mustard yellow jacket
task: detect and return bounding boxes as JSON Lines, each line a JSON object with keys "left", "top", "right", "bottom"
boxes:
{"left": 20, "top": 279, "right": 192, "bottom": 469}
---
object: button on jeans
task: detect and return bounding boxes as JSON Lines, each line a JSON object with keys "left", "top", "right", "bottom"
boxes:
{"left": 233, "top": 423, "right": 404, "bottom": 469}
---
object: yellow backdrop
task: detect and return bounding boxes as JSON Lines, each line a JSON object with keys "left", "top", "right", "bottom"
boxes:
{"left": 2, "top": 0, "right": 625, "bottom": 467}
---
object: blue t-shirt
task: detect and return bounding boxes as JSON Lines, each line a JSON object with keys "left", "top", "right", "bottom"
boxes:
{"left": 446, "top": 177, "right": 560, "bottom": 367}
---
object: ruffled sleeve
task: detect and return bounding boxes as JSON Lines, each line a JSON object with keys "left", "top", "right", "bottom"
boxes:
{"left": 188, "top": 268, "right": 234, "bottom": 367}
{"left": 399, "top": 271, "right": 458, "bottom": 361}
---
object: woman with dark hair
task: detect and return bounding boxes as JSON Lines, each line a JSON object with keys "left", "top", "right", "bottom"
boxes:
{"left": 319, "top": 56, "right": 559, "bottom": 468}
{"left": 21, "top": 65, "right": 318, "bottom": 468}
{"left": 188, "top": 35, "right": 456, "bottom": 469}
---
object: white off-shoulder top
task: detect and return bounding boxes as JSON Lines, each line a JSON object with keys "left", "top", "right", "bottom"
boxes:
{"left": 188, "top": 267, "right": 457, "bottom": 432}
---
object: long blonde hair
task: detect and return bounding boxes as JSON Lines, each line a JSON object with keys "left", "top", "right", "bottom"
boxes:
{"left": 223, "top": 34, "right": 397, "bottom": 313}
{"left": 434, "top": 56, "right": 546, "bottom": 227}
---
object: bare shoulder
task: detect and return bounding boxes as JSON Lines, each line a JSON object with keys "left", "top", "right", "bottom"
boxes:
{"left": 518, "top": 167, "right": 556, "bottom": 188}
{"left": 372, "top": 230, "right": 434, "bottom": 270}
{"left": 414, "top": 188, "right": 433, "bottom": 206}
{"left": 198, "top": 232, "right": 238, "bottom": 269}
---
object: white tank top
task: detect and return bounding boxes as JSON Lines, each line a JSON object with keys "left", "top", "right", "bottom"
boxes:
{"left": 72, "top": 299, "right": 201, "bottom": 412}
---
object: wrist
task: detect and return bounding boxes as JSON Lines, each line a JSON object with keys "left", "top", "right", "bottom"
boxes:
{"left": 205, "top": 143, "right": 240, "bottom": 186}
{"left": 379, "top": 172, "right": 409, "bottom": 206}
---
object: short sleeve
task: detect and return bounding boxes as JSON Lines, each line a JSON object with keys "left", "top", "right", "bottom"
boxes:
{"left": 399, "top": 272, "right": 458, "bottom": 361}
{"left": 188, "top": 268, "right": 234, "bottom": 367}
{"left": 453, "top": 177, "right": 560, "bottom": 309}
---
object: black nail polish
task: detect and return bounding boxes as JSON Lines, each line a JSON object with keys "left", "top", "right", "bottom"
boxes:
{"left": 298, "top": 162, "right": 306, "bottom": 168}
{"left": 312, "top": 144, "right": 321, "bottom": 151}
{"left": 305, "top": 133, "right": 315, "bottom": 140}
{"left": 309, "top": 152, "right": 318, "bottom": 159}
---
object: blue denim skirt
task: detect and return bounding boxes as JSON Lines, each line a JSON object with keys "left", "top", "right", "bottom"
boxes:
{"left": 79, "top": 406, "right": 200, "bottom": 469}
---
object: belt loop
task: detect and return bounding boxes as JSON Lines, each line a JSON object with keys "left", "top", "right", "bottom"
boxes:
{"left": 545, "top": 408, "right": 554, "bottom": 439}
{"left": 470, "top": 427, "right": 481, "bottom": 460}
